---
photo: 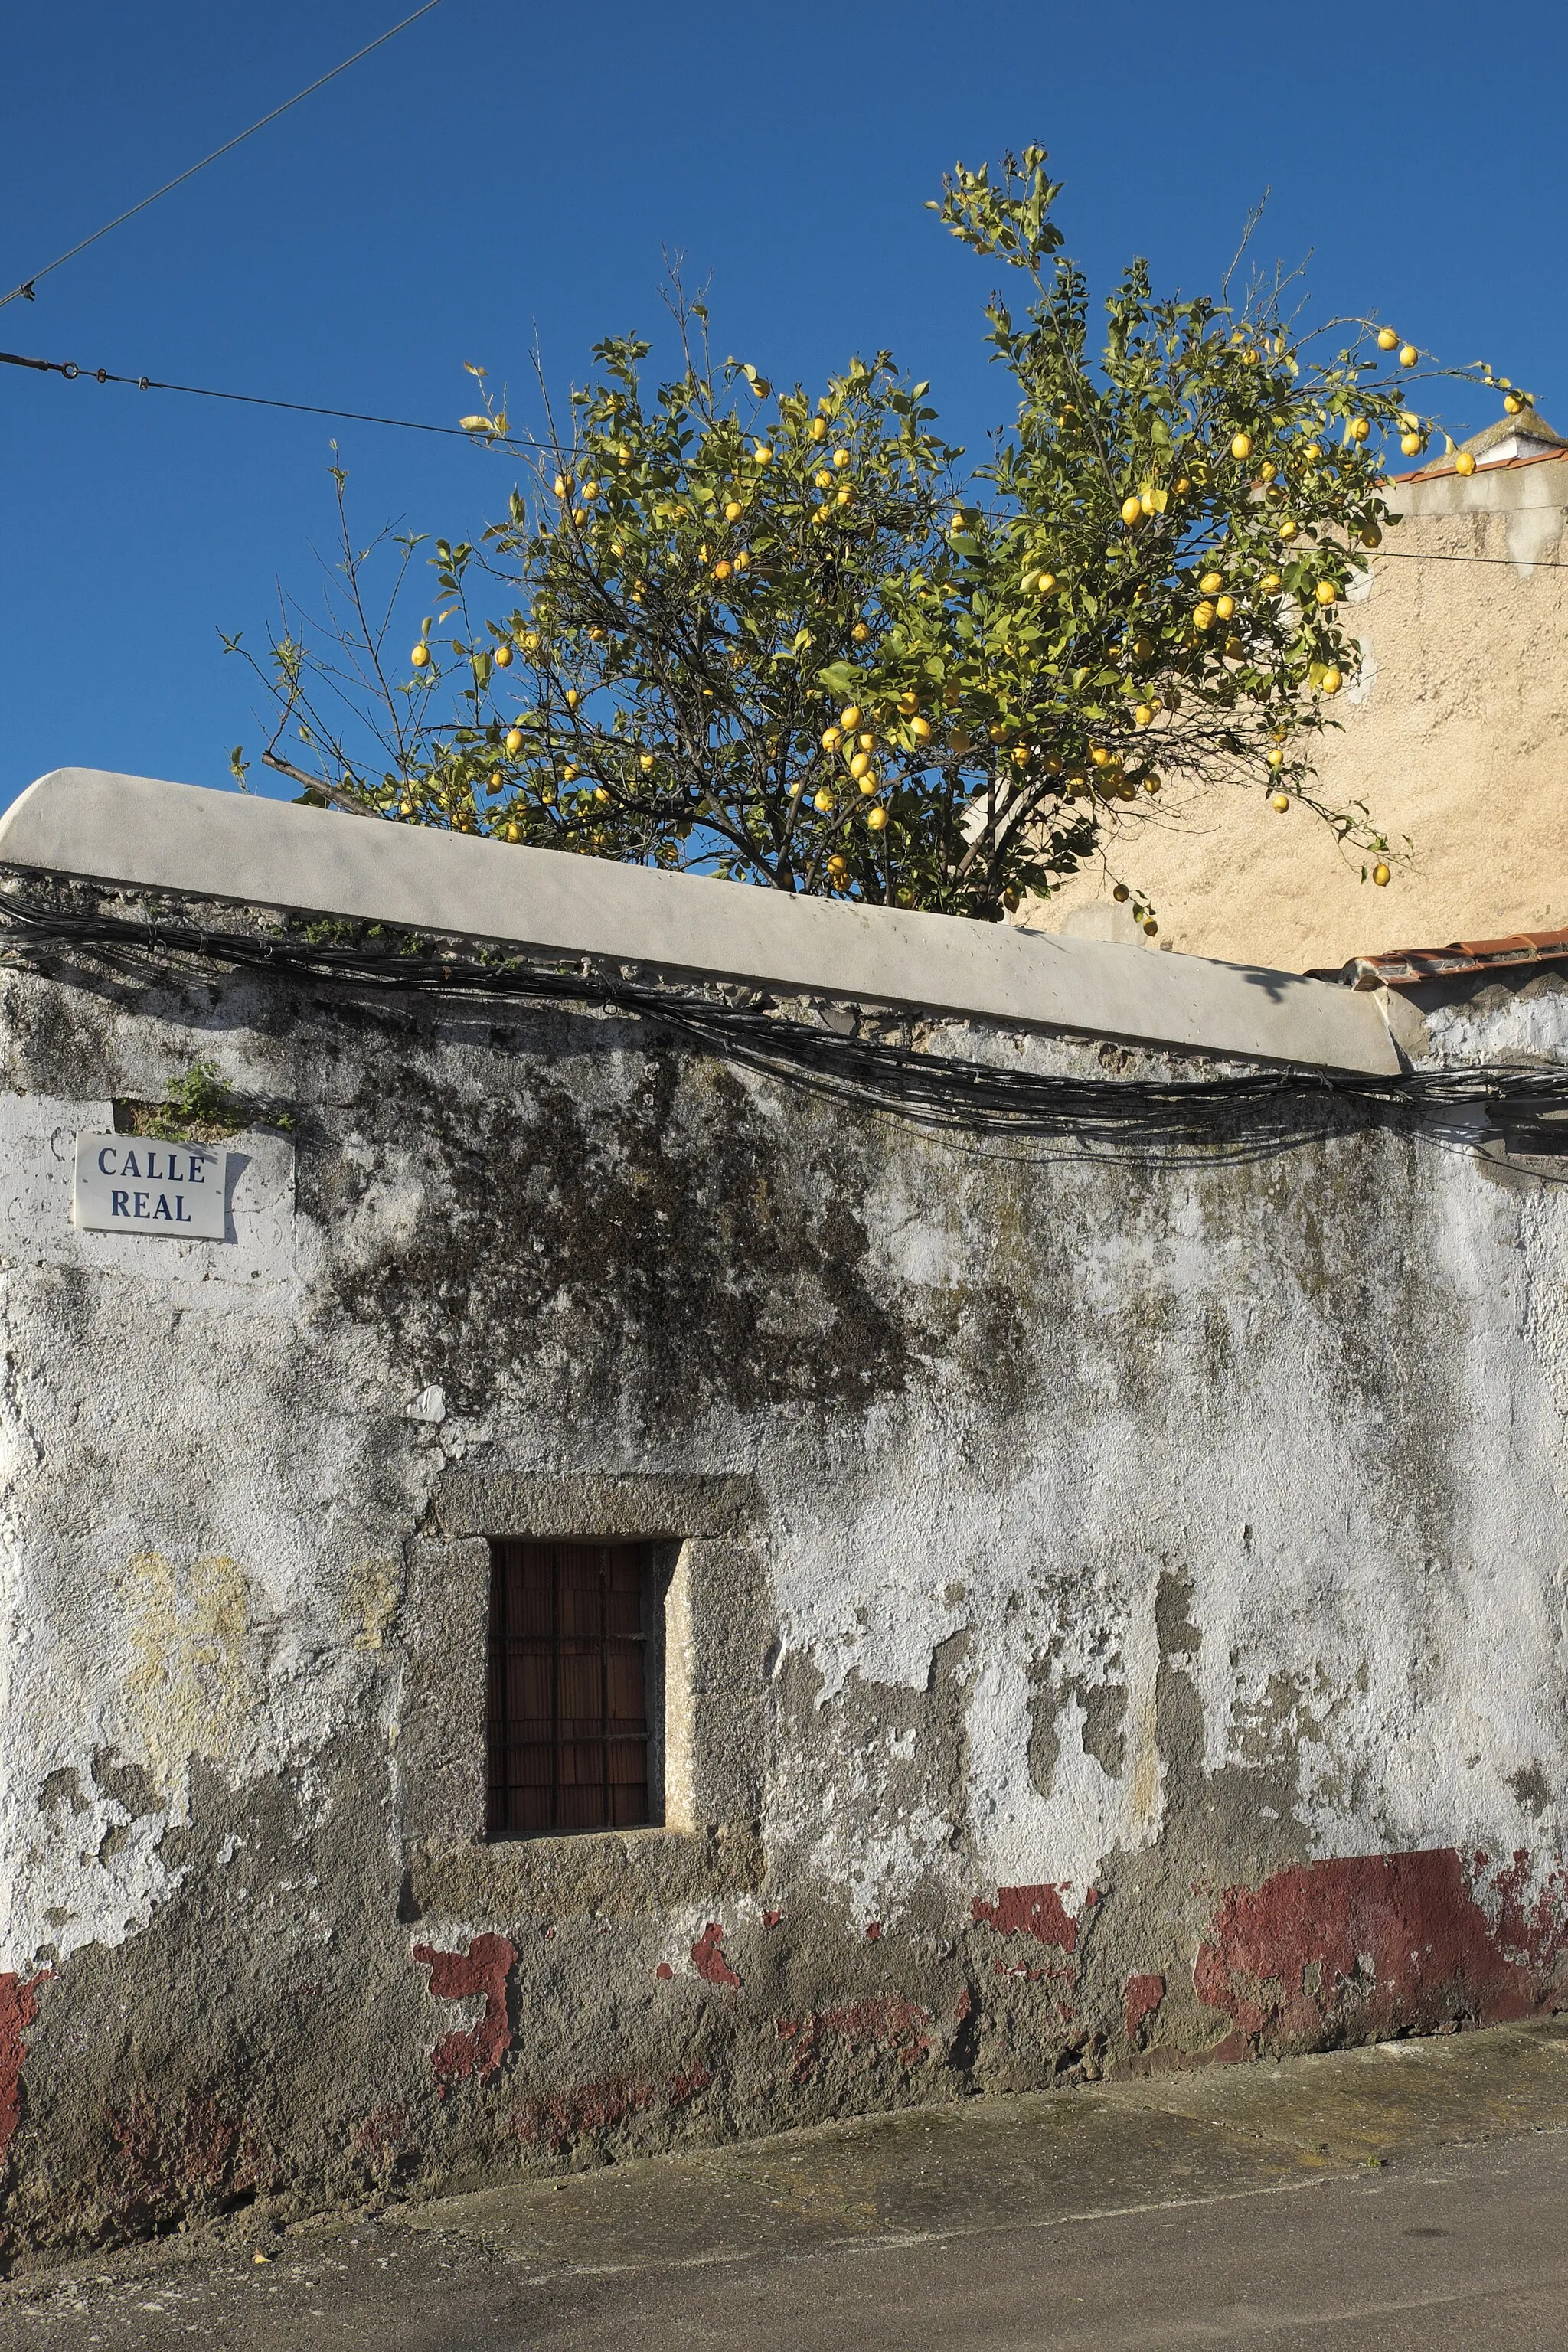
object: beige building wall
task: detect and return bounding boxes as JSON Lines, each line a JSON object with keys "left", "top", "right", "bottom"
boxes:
{"left": 1023, "top": 446, "right": 1568, "bottom": 972}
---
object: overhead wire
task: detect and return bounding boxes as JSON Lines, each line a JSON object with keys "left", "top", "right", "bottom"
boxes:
{"left": 1, "top": 877, "right": 1564, "bottom": 1163}
{"left": 0, "top": 1, "right": 446, "bottom": 315}
{"left": 3, "top": 345, "right": 1560, "bottom": 562}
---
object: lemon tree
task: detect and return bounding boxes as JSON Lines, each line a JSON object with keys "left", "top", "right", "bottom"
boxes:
{"left": 234, "top": 147, "right": 1524, "bottom": 927}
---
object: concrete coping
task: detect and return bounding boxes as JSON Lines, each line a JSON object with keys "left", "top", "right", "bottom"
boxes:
{"left": 0, "top": 769, "right": 1402, "bottom": 1076}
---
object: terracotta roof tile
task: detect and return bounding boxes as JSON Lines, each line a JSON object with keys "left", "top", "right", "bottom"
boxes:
{"left": 1308, "top": 929, "right": 1568, "bottom": 989}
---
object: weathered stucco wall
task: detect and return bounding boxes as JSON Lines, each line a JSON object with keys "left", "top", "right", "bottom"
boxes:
{"left": 0, "top": 930, "right": 1565, "bottom": 2265}
{"left": 1029, "top": 452, "right": 1568, "bottom": 970}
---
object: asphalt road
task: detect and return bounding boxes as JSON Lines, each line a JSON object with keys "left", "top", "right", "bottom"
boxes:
{"left": 4, "top": 2018, "right": 1567, "bottom": 2350}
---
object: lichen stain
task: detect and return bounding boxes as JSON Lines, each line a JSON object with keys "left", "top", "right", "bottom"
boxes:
{"left": 1194, "top": 1848, "right": 1568, "bottom": 2054}
{"left": 123, "top": 1550, "right": 256, "bottom": 1792}
{"left": 972, "top": 1884, "right": 1082, "bottom": 1952}
{"left": 346, "top": 1556, "right": 402, "bottom": 1651}
{"left": 0, "top": 1974, "right": 47, "bottom": 2164}
{"left": 691, "top": 1922, "right": 740, "bottom": 1987}
{"left": 322, "top": 1047, "right": 913, "bottom": 1426}
{"left": 412, "top": 1933, "right": 516, "bottom": 2088}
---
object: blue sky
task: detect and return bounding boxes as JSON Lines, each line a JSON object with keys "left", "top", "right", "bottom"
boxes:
{"left": 2, "top": 0, "right": 1563, "bottom": 810}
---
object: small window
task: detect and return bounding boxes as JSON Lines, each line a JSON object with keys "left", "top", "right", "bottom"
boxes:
{"left": 485, "top": 1540, "right": 661, "bottom": 1836}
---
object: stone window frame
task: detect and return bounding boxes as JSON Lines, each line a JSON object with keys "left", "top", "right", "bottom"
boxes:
{"left": 399, "top": 1472, "right": 769, "bottom": 1867}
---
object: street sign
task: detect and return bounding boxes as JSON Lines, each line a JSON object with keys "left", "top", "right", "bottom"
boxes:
{"left": 73, "top": 1134, "right": 227, "bottom": 1239}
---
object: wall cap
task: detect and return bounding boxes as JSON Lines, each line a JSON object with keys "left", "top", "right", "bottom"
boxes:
{"left": 0, "top": 767, "right": 1400, "bottom": 1075}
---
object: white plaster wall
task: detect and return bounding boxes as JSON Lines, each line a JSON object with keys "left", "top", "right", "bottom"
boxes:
{"left": 0, "top": 962, "right": 1563, "bottom": 2004}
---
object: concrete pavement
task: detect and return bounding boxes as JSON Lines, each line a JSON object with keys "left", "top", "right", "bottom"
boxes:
{"left": 3, "top": 2016, "right": 1566, "bottom": 2349}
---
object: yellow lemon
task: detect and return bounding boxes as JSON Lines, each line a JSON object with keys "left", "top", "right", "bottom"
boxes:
{"left": 826, "top": 853, "right": 848, "bottom": 877}
{"left": 1271, "top": 791, "right": 1291, "bottom": 813}
{"left": 1377, "top": 328, "right": 1399, "bottom": 352}
{"left": 753, "top": 443, "right": 773, "bottom": 464}
{"left": 724, "top": 500, "right": 743, "bottom": 521}
{"left": 822, "top": 726, "right": 843, "bottom": 751}
{"left": 1372, "top": 862, "right": 1390, "bottom": 886}
{"left": 851, "top": 621, "right": 870, "bottom": 642}
{"left": 1120, "top": 495, "right": 1143, "bottom": 526}
{"left": 1230, "top": 431, "right": 1253, "bottom": 460}
{"left": 840, "top": 704, "right": 863, "bottom": 730}
{"left": 1260, "top": 572, "right": 1282, "bottom": 594}
{"left": 565, "top": 688, "right": 581, "bottom": 709}
{"left": 1279, "top": 519, "right": 1299, "bottom": 542}
{"left": 714, "top": 559, "right": 733, "bottom": 580}
{"left": 1194, "top": 601, "right": 1216, "bottom": 630}
{"left": 1036, "top": 571, "right": 1057, "bottom": 596}
{"left": 1400, "top": 432, "right": 1423, "bottom": 456}
{"left": 910, "top": 717, "right": 931, "bottom": 743}
{"left": 493, "top": 642, "right": 513, "bottom": 668}
{"left": 1455, "top": 450, "right": 1477, "bottom": 475}
{"left": 553, "top": 474, "right": 569, "bottom": 497}
{"left": 810, "top": 416, "right": 828, "bottom": 441}
{"left": 1350, "top": 417, "right": 1371, "bottom": 442}
{"left": 505, "top": 727, "right": 524, "bottom": 756}
{"left": 813, "top": 787, "right": 834, "bottom": 812}
{"left": 582, "top": 479, "right": 600, "bottom": 499}
{"left": 1315, "top": 580, "right": 1338, "bottom": 606}
{"left": 1400, "top": 344, "right": 1418, "bottom": 367}
{"left": 563, "top": 763, "right": 579, "bottom": 782}
{"left": 521, "top": 631, "right": 541, "bottom": 652}
{"left": 1134, "top": 704, "right": 1153, "bottom": 727}
{"left": 1266, "top": 747, "right": 1284, "bottom": 769}
{"left": 1200, "top": 572, "right": 1223, "bottom": 594}
{"left": 639, "top": 750, "right": 655, "bottom": 772}
{"left": 1090, "top": 745, "right": 1111, "bottom": 766}
{"left": 733, "top": 550, "right": 750, "bottom": 570}
{"left": 593, "top": 786, "right": 611, "bottom": 803}
{"left": 1214, "top": 593, "right": 1234, "bottom": 619}
{"left": 410, "top": 643, "right": 430, "bottom": 668}
{"left": 1142, "top": 774, "right": 1160, "bottom": 795}
{"left": 849, "top": 752, "right": 871, "bottom": 779}
{"left": 1321, "top": 666, "right": 1343, "bottom": 694}
{"left": 859, "top": 772, "right": 879, "bottom": 795}
{"left": 1504, "top": 394, "right": 1523, "bottom": 415}
{"left": 832, "top": 449, "right": 851, "bottom": 471}
{"left": 815, "top": 469, "right": 834, "bottom": 490}
{"left": 858, "top": 731, "right": 876, "bottom": 751}
{"left": 866, "top": 805, "right": 887, "bottom": 831}
{"left": 505, "top": 824, "right": 520, "bottom": 842}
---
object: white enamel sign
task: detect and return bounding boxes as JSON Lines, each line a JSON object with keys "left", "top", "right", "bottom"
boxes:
{"left": 73, "top": 1134, "right": 227, "bottom": 1239}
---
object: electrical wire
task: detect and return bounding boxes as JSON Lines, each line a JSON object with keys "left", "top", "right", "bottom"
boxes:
{"left": 2, "top": 878, "right": 1564, "bottom": 1161}
{"left": 0, "top": 2, "right": 446, "bottom": 315}
{"left": 0, "top": 345, "right": 501, "bottom": 443}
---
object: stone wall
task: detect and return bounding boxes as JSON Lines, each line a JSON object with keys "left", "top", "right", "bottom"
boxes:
{"left": 0, "top": 930, "right": 1565, "bottom": 2265}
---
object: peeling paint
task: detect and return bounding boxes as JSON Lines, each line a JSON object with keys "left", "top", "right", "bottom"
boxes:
{"left": 1194, "top": 1849, "right": 1568, "bottom": 2053}
{"left": 412, "top": 1935, "right": 516, "bottom": 2086}
{"left": 0, "top": 1973, "right": 44, "bottom": 2164}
